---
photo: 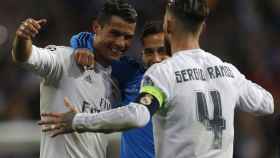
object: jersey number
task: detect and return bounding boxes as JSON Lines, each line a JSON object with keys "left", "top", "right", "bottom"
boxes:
{"left": 196, "top": 91, "right": 226, "bottom": 149}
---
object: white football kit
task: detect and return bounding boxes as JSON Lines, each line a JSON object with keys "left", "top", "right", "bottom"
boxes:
{"left": 70, "top": 48, "right": 274, "bottom": 158}
{"left": 141, "top": 49, "right": 274, "bottom": 158}
{"left": 22, "top": 45, "right": 114, "bottom": 158}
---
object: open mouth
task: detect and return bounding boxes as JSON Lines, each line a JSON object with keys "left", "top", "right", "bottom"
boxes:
{"left": 111, "top": 48, "right": 123, "bottom": 57}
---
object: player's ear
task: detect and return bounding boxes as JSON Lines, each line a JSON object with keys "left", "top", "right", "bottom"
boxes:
{"left": 201, "top": 22, "right": 206, "bottom": 34}
{"left": 91, "top": 19, "right": 99, "bottom": 33}
{"left": 166, "top": 16, "right": 173, "bottom": 35}
{"left": 93, "top": 21, "right": 102, "bottom": 35}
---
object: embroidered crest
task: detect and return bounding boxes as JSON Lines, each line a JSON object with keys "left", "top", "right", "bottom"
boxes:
{"left": 142, "top": 76, "right": 154, "bottom": 86}
{"left": 140, "top": 94, "right": 153, "bottom": 106}
{"left": 45, "top": 45, "right": 57, "bottom": 51}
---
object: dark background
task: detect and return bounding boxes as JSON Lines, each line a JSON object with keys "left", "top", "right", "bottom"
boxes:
{"left": 0, "top": 0, "right": 279, "bottom": 157}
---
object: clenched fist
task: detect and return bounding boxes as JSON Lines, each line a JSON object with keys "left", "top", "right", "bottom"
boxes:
{"left": 74, "top": 48, "right": 95, "bottom": 70}
{"left": 16, "top": 18, "right": 47, "bottom": 40}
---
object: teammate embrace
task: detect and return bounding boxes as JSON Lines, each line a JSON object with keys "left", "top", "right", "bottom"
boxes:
{"left": 12, "top": 0, "right": 137, "bottom": 157}
{"left": 13, "top": 0, "right": 274, "bottom": 158}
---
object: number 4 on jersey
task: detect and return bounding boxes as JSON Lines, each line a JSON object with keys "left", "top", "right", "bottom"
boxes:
{"left": 196, "top": 91, "right": 226, "bottom": 149}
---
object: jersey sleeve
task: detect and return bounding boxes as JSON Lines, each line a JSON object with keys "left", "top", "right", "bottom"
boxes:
{"left": 140, "top": 62, "right": 174, "bottom": 109}
{"left": 229, "top": 64, "right": 274, "bottom": 115}
{"left": 22, "top": 45, "right": 64, "bottom": 83}
{"left": 70, "top": 32, "right": 94, "bottom": 51}
{"left": 73, "top": 102, "right": 150, "bottom": 133}
{"left": 111, "top": 56, "right": 144, "bottom": 106}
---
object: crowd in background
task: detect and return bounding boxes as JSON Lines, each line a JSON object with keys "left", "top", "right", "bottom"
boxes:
{"left": 0, "top": 0, "right": 279, "bottom": 158}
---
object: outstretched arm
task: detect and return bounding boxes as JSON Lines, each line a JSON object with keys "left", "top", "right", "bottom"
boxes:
{"left": 38, "top": 65, "right": 169, "bottom": 137}
{"left": 38, "top": 92, "right": 162, "bottom": 137}
{"left": 12, "top": 18, "right": 66, "bottom": 82}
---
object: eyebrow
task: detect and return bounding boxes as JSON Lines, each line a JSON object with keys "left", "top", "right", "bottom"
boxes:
{"left": 111, "top": 29, "right": 134, "bottom": 37}
{"left": 144, "top": 46, "right": 165, "bottom": 49}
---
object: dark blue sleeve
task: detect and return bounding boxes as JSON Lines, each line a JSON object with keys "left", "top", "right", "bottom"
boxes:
{"left": 111, "top": 56, "right": 145, "bottom": 106}
{"left": 70, "top": 32, "right": 94, "bottom": 51}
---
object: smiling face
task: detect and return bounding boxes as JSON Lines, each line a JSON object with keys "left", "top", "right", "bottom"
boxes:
{"left": 142, "top": 32, "right": 170, "bottom": 68}
{"left": 94, "top": 15, "right": 136, "bottom": 66}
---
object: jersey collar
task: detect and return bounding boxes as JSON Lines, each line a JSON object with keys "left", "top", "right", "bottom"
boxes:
{"left": 173, "top": 48, "right": 204, "bottom": 57}
{"left": 95, "top": 62, "right": 112, "bottom": 75}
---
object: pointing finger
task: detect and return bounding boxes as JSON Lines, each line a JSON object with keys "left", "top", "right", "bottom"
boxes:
{"left": 37, "top": 19, "right": 47, "bottom": 26}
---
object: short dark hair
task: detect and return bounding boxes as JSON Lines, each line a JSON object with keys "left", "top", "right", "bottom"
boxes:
{"left": 97, "top": 0, "right": 137, "bottom": 26}
{"left": 140, "top": 21, "right": 164, "bottom": 44}
{"left": 167, "top": 0, "right": 209, "bottom": 33}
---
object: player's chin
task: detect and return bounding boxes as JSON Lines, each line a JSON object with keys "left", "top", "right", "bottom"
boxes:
{"left": 109, "top": 52, "right": 122, "bottom": 61}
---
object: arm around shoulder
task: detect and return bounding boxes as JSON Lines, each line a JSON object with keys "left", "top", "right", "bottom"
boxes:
{"left": 73, "top": 102, "right": 151, "bottom": 133}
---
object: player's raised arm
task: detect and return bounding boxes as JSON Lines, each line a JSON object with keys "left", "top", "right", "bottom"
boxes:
{"left": 12, "top": 18, "right": 47, "bottom": 63}
{"left": 12, "top": 18, "right": 66, "bottom": 82}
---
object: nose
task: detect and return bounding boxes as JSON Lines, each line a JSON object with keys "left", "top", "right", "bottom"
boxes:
{"left": 152, "top": 53, "right": 162, "bottom": 63}
{"left": 114, "top": 36, "right": 126, "bottom": 50}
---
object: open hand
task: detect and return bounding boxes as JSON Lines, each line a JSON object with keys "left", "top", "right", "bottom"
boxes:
{"left": 38, "top": 97, "right": 80, "bottom": 137}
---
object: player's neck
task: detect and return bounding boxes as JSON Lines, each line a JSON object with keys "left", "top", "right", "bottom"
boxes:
{"left": 171, "top": 35, "right": 200, "bottom": 54}
{"left": 94, "top": 51, "right": 111, "bottom": 68}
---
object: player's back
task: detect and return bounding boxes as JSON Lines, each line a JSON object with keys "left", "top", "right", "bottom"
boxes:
{"left": 150, "top": 49, "right": 247, "bottom": 158}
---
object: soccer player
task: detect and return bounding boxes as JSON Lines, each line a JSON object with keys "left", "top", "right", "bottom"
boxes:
{"left": 38, "top": 0, "right": 274, "bottom": 158}
{"left": 12, "top": 0, "right": 137, "bottom": 157}
{"left": 70, "top": 21, "right": 170, "bottom": 158}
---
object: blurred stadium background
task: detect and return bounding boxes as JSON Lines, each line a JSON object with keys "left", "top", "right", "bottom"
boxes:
{"left": 0, "top": 0, "right": 279, "bottom": 157}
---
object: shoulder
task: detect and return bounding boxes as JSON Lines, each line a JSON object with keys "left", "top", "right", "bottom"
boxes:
{"left": 70, "top": 32, "right": 93, "bottom": 49}
{"left": 43, "top": 45, "right": 76, "bottom": 67}
{"left": 112, "top": 56, "right": 144, "bottom": 81}
{"left": 73, "top": 32, "right": 93, "bottom": 40}
{"left": 188, "top": 50, "right": 224, "bottom": 66}
{"left": 113, "top": 56, "right": 143, "bottom": 69}
{"left": 70, "top": 32, "right": 93, "bottom": 42}
{"left": 31, "top": 45, "right": 74, "bottom": 58}
{"left": 145, "top": 60, "right": 172, "bottom": 79}
{"left": 204, "top": 51, "right": 223, "bottom": 61}
{"left": 223, "top": 62, "right": 243, "bottom": 78}
{"left": 43, "top": 45, "right": 74, "bottom": 57}
{"left": 44, "top": 45, "right": 73, "bottom": 53}
{"left": 202, "top": 50, "right": 242, "bottom": 78}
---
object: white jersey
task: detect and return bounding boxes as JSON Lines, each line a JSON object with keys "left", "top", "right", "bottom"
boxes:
{"left": 22, "top": 45, "right": 114, "bottom": 158}
{"left": 141, "top": 49, "right": 274, "bottom": 158}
